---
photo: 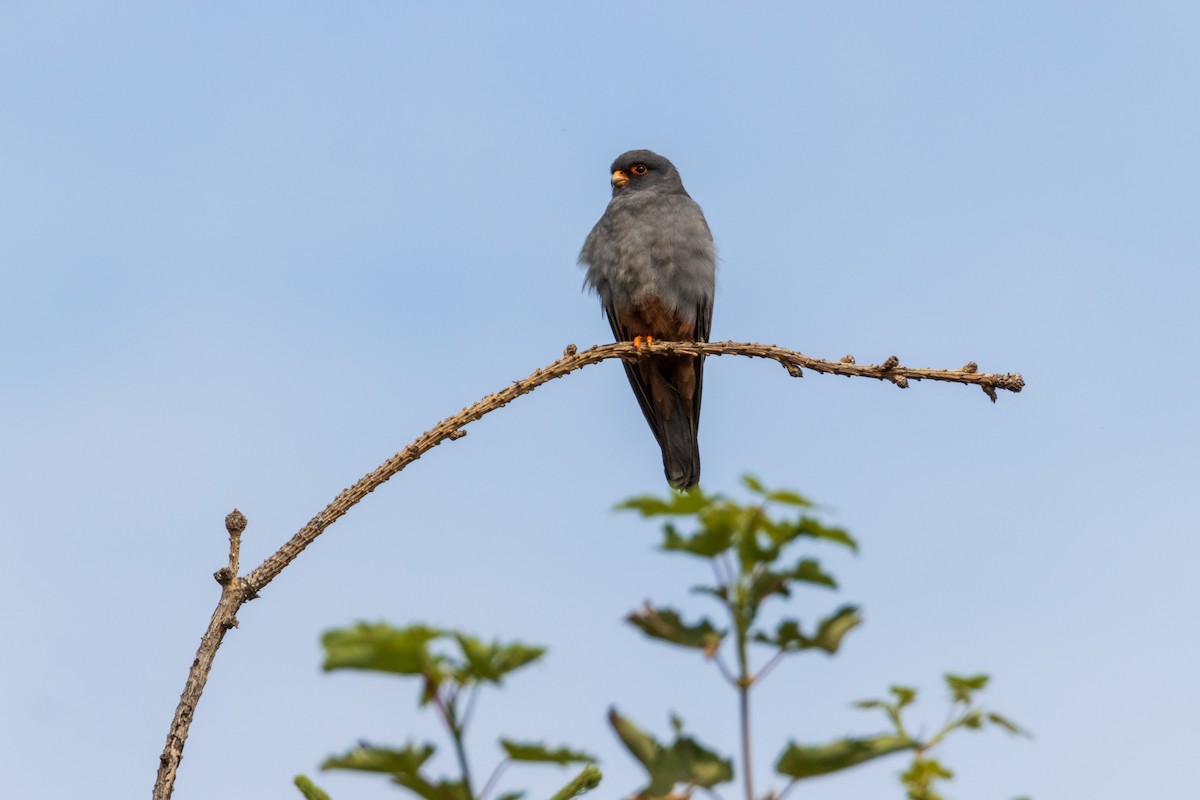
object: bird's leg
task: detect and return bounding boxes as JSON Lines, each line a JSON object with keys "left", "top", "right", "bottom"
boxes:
{"left": 632, "top": 335, "right": 655, "bottom": 350}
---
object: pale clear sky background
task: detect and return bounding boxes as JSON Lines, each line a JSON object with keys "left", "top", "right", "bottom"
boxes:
{"left": 2, "top": 3, "right": 1197, "bottom": 799}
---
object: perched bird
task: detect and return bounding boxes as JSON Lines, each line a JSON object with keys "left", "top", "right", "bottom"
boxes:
{"left": 578, "top": 150, "right": 716, "bottom": 490}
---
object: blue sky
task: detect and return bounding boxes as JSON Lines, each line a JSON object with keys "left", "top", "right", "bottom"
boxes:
{"left": 2, "top": 3, "right": 1197, "bottom": 798}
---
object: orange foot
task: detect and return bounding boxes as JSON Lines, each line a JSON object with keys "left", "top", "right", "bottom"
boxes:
{"left": 632, "top": 335, "right": 655, "bottom": 350}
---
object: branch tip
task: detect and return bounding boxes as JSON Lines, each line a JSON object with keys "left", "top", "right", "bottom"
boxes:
{"left": 982, "top": 384, "right": 998, "bottom": 403}
{"left": 960, "top": 362, "right": 978, "bottom": 374}
{"left": 881, "top": 355, "right": 899, "bottom": 370}
{"left": 840, "top": 355, "right": 856, "bottom": 364}
{"left": 563, "top": 343, "right": 578, "bottom": 356}
{"left": 894, "top": 376, "right": 910, "bottom": 389}
{"left": 225, "top": 509, "right": 247, "bottom": 535}
{"left": 785, "top": 363, "right": 802, "bottom": 378}
{"left": 448, "top": 429, "right": 467, "bottom": 440}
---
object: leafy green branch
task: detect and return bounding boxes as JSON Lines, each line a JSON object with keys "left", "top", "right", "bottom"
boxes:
{"left": 294, "top": 477, "right": 1029, "bottom": 800}
{"left": 616, "top": 476, "right": 864, "bottom": 799}
{"left": 853, "top": 675, "right": 1030, "bottom": 800}
{"left": 614, "top": 477, "right": 1029, "bottom": 800}
{"left": 294, "top": 623, "right": 597, "bottom": 800}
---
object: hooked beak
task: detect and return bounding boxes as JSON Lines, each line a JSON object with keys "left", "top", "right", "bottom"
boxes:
{"left": 611, "top": 169, "right": 629, "bottom": 188}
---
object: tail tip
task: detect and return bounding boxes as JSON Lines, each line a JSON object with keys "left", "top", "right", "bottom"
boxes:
{"left": 666, "top": 466, "right": 700, "bottom": 491}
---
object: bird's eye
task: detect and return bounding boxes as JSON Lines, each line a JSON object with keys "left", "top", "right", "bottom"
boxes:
{"left": 631, "top": 164, "right": 648, "bottom": 175}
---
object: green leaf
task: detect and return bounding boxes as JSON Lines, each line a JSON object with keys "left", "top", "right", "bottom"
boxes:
{"left": 321, "top": 623, "right": 442, "bottom": 676}
{"left": 852, "top": 699, "right": 886, "bottom": 710}
{"left": 959, "top": 710, "right": 985, "bottom": 730}
{"left": 787, "top": 558, "right": 837, "bottom": 589}
{"left": 987, "top": 712, "right": 1029, "bottom": 737}
{"left": 294, "top": 775, "right": 332, "bottom": 800}
{"left": 608, "top": 708, "right": 660, "bottom": 769}
{"left": 775, "top": 734, "right": 916, "bottom": 779}
{"left": 496, "top": 793, "right": 525, "bottom": 800}
{"left": 698, "top": 503, "right": 748, "bottom": 542}
{"left": 945, "top": 673, "right": 989, "bottom": 703}
{"left": 500, "top": 740, "right": 596, "bottom": 765}
{"left": 775, "top": 516, "right": 858, "bottom": 552}
{"left": 899, "top": 756, "right": 954, "bottom": 784}
{"left": 747, "top": 569, "right": 792, "bottom": 610}
{"left": 662, "top": 521, "right": 734, "bottom": 558}
{"left": 617, "top": 496, "right": 676, "bottom": 516}
{"left": 740, "top": 475, "right": 814, "bottom": 508}
{"left": 626, "top": 605, "right": 726, "bottom": 655}
{"left": 617, "top": 489, "right": 715, "bottom": 517}
{"left": 754, "top": 606, "right": 862, "bottom": 654}
{"left": 690, "top": 585, "right": 727, "bottom": 601}
{"left": 609, "top": 709, "right": 732, "bottom": 797}
{"left": 745, "top": 561, "right": 836, "bottom": 617}
{"left": 809, "top": 606, "right": 862, "bottom": 653}
{"left": 764, "top": 489, "right": 813, "bottom": 507}
{"left": 322, "top": 744, "right": 453, "bottom": 800}
{"left": 754, "top": 617, "right": 800, "bottom": 648}
{"left": 321, "top": 742, "right": 435, "bottom": 775}
{"left": 453, "top": 634, "right": 545, "bottom": 684}
{"left": 741, "top": 474, "right": 767, "bottom": 493}
{"left": 736, "top": 512, "right": 781, "bottom": 570}
{"left": 393, "top": 775, "right": 469, "bottom": 800}
{"left": 652, "top": 734, "right": 734, "bottom": 791}
{"left": 890, "top": 686, "right": 918, "bottom": 708}
{"left": 548, "top": 766, "right": 603, "bottom": 800}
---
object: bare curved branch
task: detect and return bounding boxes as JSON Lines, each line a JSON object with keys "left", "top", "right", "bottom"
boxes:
{"left": 152, "top": 340, "right": 1023, "bottom": 800}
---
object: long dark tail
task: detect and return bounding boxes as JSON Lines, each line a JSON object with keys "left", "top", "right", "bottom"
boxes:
{"left": 618, "top": 353, "right": 704, "bottom": 490}
{"left": 659, "top": 403, "right": 701, "bottom": 490}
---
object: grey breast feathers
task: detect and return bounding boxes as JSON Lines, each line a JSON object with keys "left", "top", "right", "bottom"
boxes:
{"left": 580, "top": 192, "right": 716, "bottom": 323}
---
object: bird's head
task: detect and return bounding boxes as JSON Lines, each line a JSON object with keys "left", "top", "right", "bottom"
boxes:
{"left": 609, "top": 149, "right": 687, "bottom": 197}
